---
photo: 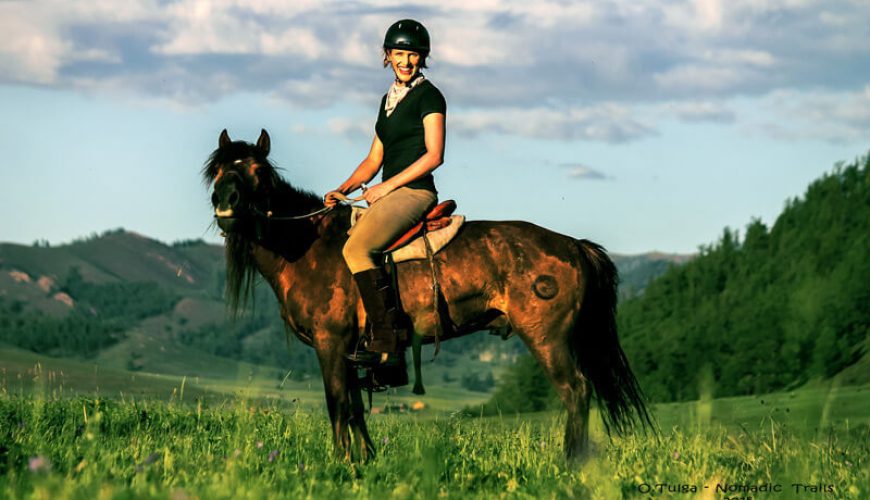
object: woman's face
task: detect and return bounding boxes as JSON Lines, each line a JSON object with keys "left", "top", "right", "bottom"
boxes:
{"left": 387, "top": 49, "right": 421, "bottom": 84}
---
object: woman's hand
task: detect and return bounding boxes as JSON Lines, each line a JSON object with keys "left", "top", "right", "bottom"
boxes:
{"left": 362, "top": 182, "right": 395, "bottom": 206}
{"left": 324, "top": 190, "right": 346, "bottom": 208}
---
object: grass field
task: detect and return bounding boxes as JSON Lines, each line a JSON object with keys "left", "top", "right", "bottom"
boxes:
{"left": 1, "top": 355, "right": 867, "bottom": 499}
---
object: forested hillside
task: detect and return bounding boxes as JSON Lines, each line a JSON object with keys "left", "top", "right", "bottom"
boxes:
{"left": 620, "top": 154, "right": 870, "bottom": 401}
{"left": 477, "top": 154, "right": 869, "bottom": 413}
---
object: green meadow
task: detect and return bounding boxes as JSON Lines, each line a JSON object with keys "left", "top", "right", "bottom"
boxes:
{"left": 1, "top": 353, "right": 867, "bottom": 499}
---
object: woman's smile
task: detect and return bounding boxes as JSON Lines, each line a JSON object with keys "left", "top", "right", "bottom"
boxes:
{"left": 388, "top": 49, "right": 421, "bottom": 84}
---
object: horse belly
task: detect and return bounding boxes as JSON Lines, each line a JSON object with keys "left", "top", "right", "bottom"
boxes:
{"left": 395, "top": 220, "right": 583, "bottom": 338}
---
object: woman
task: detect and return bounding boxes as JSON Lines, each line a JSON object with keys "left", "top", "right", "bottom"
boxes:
{"left": 324, "top": 19, "right": 446, "bottom": 368}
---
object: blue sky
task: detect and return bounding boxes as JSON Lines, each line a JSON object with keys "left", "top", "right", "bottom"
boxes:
{"left": 1, "top": 0, "right": 868, "bottom": 254}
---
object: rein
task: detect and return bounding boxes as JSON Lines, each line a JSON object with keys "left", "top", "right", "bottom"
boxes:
{"left": 254, "top": 193, "right": 367, "bottom": 220}
{"left": 215, "top": 193, "right": 367, "bottom": 239}
{"left": 218, "top": 193, "right": 367, "bottom": 225}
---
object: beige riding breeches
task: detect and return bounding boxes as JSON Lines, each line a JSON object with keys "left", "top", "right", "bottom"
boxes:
{"left": 342, "top": 187, "right": 437, "bottom": 273}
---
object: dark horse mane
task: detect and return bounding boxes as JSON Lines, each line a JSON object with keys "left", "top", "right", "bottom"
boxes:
{"left": 202, "top": 137, "right": 327, "bottom": 317}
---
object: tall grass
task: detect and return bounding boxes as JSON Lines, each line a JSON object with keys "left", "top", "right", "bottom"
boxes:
{"left": 1, "top": 392, "right": 867, "bottom": 499}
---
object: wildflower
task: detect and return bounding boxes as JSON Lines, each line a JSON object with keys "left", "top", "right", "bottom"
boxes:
{"left": 268, "top": 450, "right": 279, "bottom": 462}
{"left": 382, "top": 436, "right": 390, "bottom": 446}
{"left": 672, "top": 451, "right": 680, "bottom": 460}
{"left": 28, "top": 456, "right": 51, "bottom": 473}
{"left": 256, "top": 441, "right": 264, "bottom": 449}
{"left": 506, "top": 478, "right": 519, "bottom": 492}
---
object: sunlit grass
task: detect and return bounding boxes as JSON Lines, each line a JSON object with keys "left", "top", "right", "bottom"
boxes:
{"left": 1, "top": 384, "right": 867, "bottom": 499}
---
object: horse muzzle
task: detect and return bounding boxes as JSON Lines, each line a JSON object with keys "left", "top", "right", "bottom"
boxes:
{"left": 215, "top": 216, "right": 242, "bottom": 233}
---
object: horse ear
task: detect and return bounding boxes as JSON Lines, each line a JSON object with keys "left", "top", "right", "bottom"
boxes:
{"left": 257, "top": 129, "right": 271, "bottom": 156}
{"left": 219, "top": 129, "right": 231, "bottom": 149}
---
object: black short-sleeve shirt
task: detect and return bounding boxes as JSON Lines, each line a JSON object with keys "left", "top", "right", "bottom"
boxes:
{"left": 375, "top": 79, "right": 446, "bottom": 193}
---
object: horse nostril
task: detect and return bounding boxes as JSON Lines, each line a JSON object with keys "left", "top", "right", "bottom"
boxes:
{"left": 228, "top": 191, "right": 240, "bottom": 207}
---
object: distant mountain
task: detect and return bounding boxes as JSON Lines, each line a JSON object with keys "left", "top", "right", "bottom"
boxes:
{"left": 0, "top": 229, "right": 223, "bottom": 298}
{"left": 611, "top": 252, "right": 693, "bottom": 299}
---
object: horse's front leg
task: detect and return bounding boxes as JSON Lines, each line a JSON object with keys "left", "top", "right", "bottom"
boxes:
{"left": 315, "top": 338, "right": 354, "bottom": 461}
{"left": 347, "top": 366, "right": 375, "bottom": 461}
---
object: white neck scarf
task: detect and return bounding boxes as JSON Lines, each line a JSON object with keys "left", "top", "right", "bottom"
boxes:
{"left": 385, "top": 75, "right": 426, "bottom": 117}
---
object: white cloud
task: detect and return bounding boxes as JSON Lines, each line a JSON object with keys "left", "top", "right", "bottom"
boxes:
{"left": 434, "top": 23, "right": 522, "bottom": 67}
{"left": 653, "top": 48, "right": 776, "bottom": 93}
{"left": 759, "top": 86, "right": 870, "bottom": 144}
{"left": 0, "top": 0, "right": 867, "bottom": 143}
{"left": 661, "top": 0, "right": 724, "bottom": 33}
{"left": 453, "top": 104, "right": 657, "bottom": 143}
{"left": 654, "top": 65, "right": 759, "bottom": 92}
{"left": 819, "top": 11, "right": 850, "bottom": 26}
{"left": 665, "top": 101, "right": 736, "bottom": 123}
{"left": 562, "top": 164, "right": 609, "bottom": 180}
{"left": 702, "top": 49, "right": 775, "bottom": 67}
{"left": 505, "top": 1, "right": 600, "bottom": 28}
{"left": 0, "top": 3, "right": 69, "bottom": 84}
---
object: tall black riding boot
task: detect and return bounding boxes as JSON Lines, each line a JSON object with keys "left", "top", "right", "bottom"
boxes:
{"left": 346, "top": 267, "right": 408, "bottom": 367}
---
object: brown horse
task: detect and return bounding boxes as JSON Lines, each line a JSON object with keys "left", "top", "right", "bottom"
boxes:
{"left": 204, "top": 129, "right": 652, "bottom": 461}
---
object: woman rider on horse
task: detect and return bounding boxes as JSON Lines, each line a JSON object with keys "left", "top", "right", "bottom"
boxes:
{"left": 324, "top": 19, "right": 446, "bottom": 367}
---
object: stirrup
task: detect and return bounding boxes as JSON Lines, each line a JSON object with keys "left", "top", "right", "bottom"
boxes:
{"left": 346, "top": 350, "right": 393, "bottom": 367}
{"left": 345, "top": 336, "right": 399, "bottom": 367}
{"left": 357, "top": 354, "right": 409, "bottom": 391}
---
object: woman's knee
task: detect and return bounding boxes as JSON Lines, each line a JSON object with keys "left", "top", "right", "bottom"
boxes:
{"left": 342, "top": 238, "right": 360, "bottom": 263}
{"left": 342, "top": 239, "right": 375, "bottom": 272}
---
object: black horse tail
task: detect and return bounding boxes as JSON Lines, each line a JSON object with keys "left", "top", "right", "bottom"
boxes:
{"left": 573, "top": 239, "right": 654, "bottom": 436}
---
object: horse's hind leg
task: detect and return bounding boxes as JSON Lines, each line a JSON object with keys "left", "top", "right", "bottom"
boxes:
{"left": 412, "top": 332, "right": 425, "bottom": 395}
{"left": 519, "top": 324, "right": 591, "bottom": 460}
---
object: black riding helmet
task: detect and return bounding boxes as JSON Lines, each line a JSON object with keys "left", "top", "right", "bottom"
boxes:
{"left": 383, "top": 19, "right": 430, "bottom": 56}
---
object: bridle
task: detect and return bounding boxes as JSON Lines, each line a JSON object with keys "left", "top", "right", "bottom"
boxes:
{"left": 213, "top": 165, "right": 367, "bottom": 237}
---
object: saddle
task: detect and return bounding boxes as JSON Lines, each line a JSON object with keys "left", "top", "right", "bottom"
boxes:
{"left": 386, "top": 200, "right": 456, "bottom": 252}
{"left": 350, "top": 200, "right": 465, "bottom": 262}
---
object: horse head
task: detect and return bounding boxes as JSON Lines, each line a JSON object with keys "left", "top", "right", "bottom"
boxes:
{"left": 202, "top": 129, "right": 326, "bottom": 314}
{"left": 203, "top": 129, "right": 282, "bottom": 238}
